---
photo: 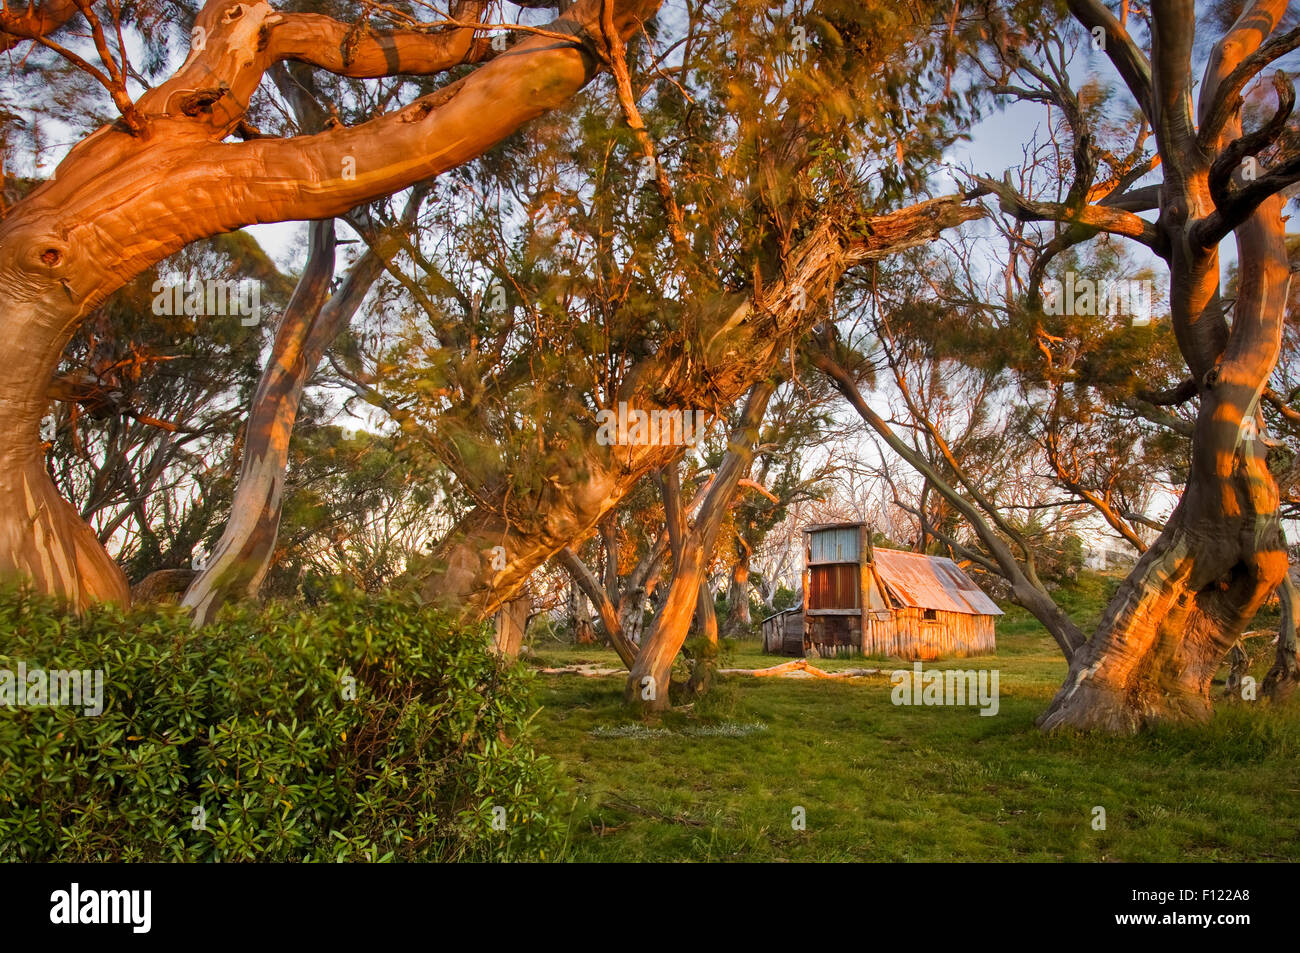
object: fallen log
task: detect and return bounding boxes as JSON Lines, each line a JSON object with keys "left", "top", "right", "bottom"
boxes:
{"left": 538, "top": 659, "right": 880, "bottom": 679}
{"left": 538, "top": 664, "right": 626, "bottom": 677}
{"left": 716, "top": 659, "right": 879, "bottom": 679}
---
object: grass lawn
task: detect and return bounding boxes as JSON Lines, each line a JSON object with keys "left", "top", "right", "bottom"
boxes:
{"left": 522, "top": 574, "right": 1300, "bottom": 861}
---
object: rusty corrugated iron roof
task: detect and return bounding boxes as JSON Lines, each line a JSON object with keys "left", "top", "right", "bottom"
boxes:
{"left": 872, "top": 548, "right": 1003, "bottom": 616}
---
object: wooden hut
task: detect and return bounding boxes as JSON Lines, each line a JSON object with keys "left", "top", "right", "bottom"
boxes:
{"left": 762, "top": 522, "right": 1000, "bottom": 659}
{"left": 760, "top": 604, "right": 804, "bottom": 655}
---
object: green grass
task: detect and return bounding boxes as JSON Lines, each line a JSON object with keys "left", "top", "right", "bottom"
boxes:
{"left": 525, "top": 575, "right": 1300, "bottom": 861}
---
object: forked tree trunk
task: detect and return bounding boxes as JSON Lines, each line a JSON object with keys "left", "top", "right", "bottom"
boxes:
{"left": 619, "top": 533, "right": 666, "bottom": 648}
{"left": 626, "top": 381, "right": 773, "bottom": 710}
{"left": 182, "top": 69, "right": 420, "bottom": 626}
{"left": 1021, "top": 0, "right": 1300, "bottom": 731}
{"left": 1039, "top": 190, "right": 1293, "bottom": 732}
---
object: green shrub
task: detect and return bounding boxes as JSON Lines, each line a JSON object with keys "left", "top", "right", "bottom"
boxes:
{"left": 0, "top": 585, "right": 564, "bottom": 862}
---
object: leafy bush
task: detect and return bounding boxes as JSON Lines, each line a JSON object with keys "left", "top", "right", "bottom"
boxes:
{"left": 0, "top": 586, "right": 564, "bottom": 861}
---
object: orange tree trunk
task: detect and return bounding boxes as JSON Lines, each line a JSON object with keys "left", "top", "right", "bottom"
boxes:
{"left": 0, "top": 292, "right": 130, "bottom": 607}
{"left": 1031, "top": 0, "right": 1300, "bottom": 730}
{"left": 626, "top": 381, "right": 772, "bottom": 711}
{"left": 1041, "top": 150, "right": 1293, "bottom": 731}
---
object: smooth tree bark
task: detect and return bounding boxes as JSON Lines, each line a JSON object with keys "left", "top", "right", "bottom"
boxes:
{"left": 626, "top": 380, "right": 774, "bottom": 711}
{"left": 976, "top": 0, "right": 1300, "bottom": 730}
{"left": 0, "top": 0, "right": 664, "bottom": 608}
{"left": 725, "top": 534, "right": 752, "bottom": 634}
{"left": 181, "top": 184, "right": 425, "bottom": 625}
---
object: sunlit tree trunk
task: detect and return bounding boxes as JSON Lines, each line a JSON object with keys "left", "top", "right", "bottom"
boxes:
{"left": 964, "top": 0, "right": 1300, "bottom": 730}
{"left": 0, "top": 294, "right": 130, "bottom": 607}
{"left": 627, "top": 381, "right": 773, "bottom": 711}
{"left": 1039, "top": 0, "right": 1296, "bottom": 731}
